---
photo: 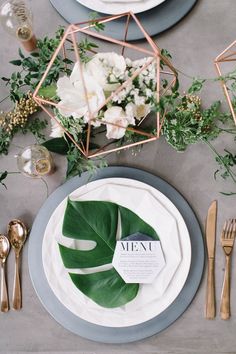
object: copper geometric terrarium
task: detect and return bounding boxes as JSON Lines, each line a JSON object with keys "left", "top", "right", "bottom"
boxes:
{"left": 33, "top": 12, "right": 177, "bottom": 158}
{"left": 215, "top": 40, "right": 236, "bottom": 125}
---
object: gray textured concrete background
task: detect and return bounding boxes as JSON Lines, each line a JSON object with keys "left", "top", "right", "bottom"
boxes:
{"left": 0, "top": 0, "right": 236, "bottom": 353}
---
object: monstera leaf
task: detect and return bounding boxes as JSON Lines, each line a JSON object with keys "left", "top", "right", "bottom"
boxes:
{"left": 59, "top": 199, "right": 159, "bottom": 308}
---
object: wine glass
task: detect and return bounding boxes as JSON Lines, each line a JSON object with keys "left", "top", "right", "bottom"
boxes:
{"left": 0, "top": 0, "right": 36, "bottom": 51}
{"left": 16, "top": 145, "right": 54, "bottom": 178}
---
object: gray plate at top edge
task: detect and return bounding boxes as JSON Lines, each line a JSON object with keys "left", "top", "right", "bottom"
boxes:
{"left": 49, "top": 0, "right": 198, "bottom": 41}
{"left": 28, "top": 166, "right": 204, "bottom": 344}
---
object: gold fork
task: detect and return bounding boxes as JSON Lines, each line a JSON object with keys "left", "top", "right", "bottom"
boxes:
{"left": 220, "top": 219, "right": 236, "bottom": 320}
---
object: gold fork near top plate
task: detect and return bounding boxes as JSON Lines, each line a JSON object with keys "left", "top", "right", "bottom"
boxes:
{"left": 220, "top": 219, "right": 236, "bottom": 320}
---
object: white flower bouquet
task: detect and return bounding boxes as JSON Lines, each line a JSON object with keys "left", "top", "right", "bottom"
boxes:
{"left": 34, "top": 17, "right": 177, "bottom": 158}
{"left": 52, "top": 52, "right": 157, "bottom": 142}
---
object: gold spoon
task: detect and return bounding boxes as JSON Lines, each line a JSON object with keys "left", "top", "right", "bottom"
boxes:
{"left": 0, "top": 234, "right": 10, "bottom": 312}
{"left": 8, "top": 219, "right": 27, "bottom": 310}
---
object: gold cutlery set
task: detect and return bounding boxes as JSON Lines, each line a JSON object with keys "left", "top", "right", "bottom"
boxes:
{"left": 205, "top": 200, "right": 236, "bottom": 320}
{"left": 0, "top": 219, "right": 27, "bottom": 312}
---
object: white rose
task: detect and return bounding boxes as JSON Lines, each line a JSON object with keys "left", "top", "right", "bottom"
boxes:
{"left": 104, "top": 106, "right": 134, "bottom": 140}
{"left": 86, "top": 52, "right": 126, "bottom": 91}
{"left": 56, "top": 62, "right": 105, "bottom": 126}
{"left": 126, "top": 102, "right": 150, "bottom": 121}
{"left": 49, "top": 118, "right": 64, "bottom": 138}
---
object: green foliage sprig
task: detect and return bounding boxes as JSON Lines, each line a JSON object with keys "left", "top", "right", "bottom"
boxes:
{"left": 203, "top": 140, "right": 236, "bottom": 195}
{"left": 162, "top": 95, "right": 227, "bottom": 151}
{"left": 2, "top": 27, "right": 66, "bottom": 102}
{"left": 214, "top": 148, "right": 236, "bottom": 182}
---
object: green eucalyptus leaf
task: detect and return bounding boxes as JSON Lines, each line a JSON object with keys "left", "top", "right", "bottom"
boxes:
{"left": 9, "top": 59, "right": 22, "bottom": 66}
{"left": 59, "top": 200, "right": 159, "bottom": 307}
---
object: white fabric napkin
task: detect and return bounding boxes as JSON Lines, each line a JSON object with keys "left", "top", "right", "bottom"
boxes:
{"left": 42, "top": 178, "right": 191, "bottom": 327}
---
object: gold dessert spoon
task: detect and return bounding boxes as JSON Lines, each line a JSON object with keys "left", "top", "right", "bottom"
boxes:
{"left": 0, "top": 234, "right": 10, "bottom": 312}
{"left": 8, "top": 219, "right": 27, "bottom": 310}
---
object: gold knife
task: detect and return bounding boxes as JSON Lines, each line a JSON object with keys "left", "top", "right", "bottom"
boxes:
{"left": 205, "top": 200, "right": 217, "bottom": 319}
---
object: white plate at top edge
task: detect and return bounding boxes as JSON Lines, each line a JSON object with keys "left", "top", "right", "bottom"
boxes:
{"left": 75, "top": 0, "right": 166, "bottom": 15}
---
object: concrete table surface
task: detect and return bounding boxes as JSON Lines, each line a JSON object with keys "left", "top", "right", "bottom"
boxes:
{"left": 0, "top": 0, "right": 236, "bottom": 353}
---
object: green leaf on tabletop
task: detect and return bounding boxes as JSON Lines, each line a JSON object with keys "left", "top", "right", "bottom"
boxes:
{"left": 172, "top": 78, "right": 180, "bottom": 93}
{"left": 0, "top": 171, "right": 8, "bottom": 189}
{"left": 59, "top": 200, "right": 159, "bottom": 307}
{"left": 38, "top": 84, "right": 57, "bottom": 99}
{"left": 42, "top": 137, "right": 69, "bottom": 155}
{"left": 9, "top": 59, "right": 22, "bottom": 66}
{"left": 220, "top": 191, "right": 236, "bottom": 196}
{"left": 1, "top": 77, "right": 10, "bottom": 82}
{"left": 70, "top": 268, "right": 139, "bottom": 308}
{"left": 188, "top": 78, "right": 206, "bottom": 94}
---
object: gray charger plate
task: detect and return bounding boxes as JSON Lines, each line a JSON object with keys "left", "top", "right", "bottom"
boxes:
{"left": 49, "top": 0, "right": 198, "bottom": 40}
{"left": 28, "top": 166, "right": 204, "bottom": 343}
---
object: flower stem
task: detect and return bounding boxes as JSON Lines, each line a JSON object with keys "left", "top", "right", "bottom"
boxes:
{"left": 175, "top": 67, "right": 216, "bottom": 82}
{"left": 0, "top": 95, "right": 10, "bottom": 105}
{"left": 0, "top": 171, "right": 20, "bottom": 174}
{"left": 218, "top": 127, "right": 236, "bottom": 134}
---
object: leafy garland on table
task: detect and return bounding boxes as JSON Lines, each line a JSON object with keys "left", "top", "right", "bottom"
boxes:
{"left": 1, "top": 25, "right": 236, "bottom": 194}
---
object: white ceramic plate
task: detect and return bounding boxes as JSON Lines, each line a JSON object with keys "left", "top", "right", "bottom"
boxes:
{"left": 42, "top": 178, "right": 191, "bottom": 327}
{"left": 75, "top": 0, "right": 166, "bottom": 15}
